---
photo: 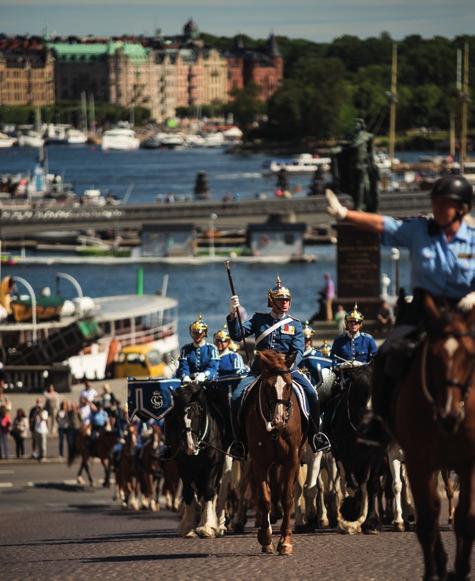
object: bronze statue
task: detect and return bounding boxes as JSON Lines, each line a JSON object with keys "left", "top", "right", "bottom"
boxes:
{"left": 331, "top": 118, "right": 379, "bottom": 212}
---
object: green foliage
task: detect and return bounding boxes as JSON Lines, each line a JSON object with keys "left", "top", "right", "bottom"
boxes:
{"left": 224, "top": 84, "right": 265, "bottom": 129}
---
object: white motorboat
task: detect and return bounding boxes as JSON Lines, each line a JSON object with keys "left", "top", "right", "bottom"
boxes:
{"left": 462, "top": 160, "right": 475, "bottom": 186}
{"left": 262, "top": 153, "right": 332, "bottom": 175}
{"left": 0, "top": 132, "right": 17, "bottom": 148}
{"left": 203, "top": 132, "right": 225, "bottom": 148}
{"left": 101, "top": 128, "right": 140, "bottom": 151}
{"left": 17, "top": 130, "right": 44, "bottom": 148}
{"left": 67, "top": 129, "right": 88, "bottom": 145}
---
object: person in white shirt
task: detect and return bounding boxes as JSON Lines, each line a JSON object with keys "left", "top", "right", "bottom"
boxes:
{"left": 33, "top": 409, "right": 49, "bottom": 461}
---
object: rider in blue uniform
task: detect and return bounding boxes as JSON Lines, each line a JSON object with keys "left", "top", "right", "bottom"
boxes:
{"left": 299, "top": 322, "right": 333, "bottom": 386}
{"left": 214, "top": 326, "right": 248, "bottom": 377}
{"left": 330, "top": 305, "right": 377, "bottom": 365}
{"left": 176, "top": 315, "right": 220, "bottom": 384}
{"left": 326, "top": 174, "right": 475, "bottom": 442}
{"left": 227, "top": 276, "right": 330, "bottom": 455}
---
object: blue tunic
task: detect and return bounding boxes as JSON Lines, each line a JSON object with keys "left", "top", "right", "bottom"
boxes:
{"left": 382, "top": 216, "right": 475, "bottom": 299}
{"left": 330, "top": 332, "right": 377, "bottom": 365}
{"left": 299, "top": 348, "right": 333, "bottom": 386}
{"left": 176, "top": 342, "right": 220, "bottom": 381}
{"left": 217, "top": 351, "right": 248, "bottom": 377}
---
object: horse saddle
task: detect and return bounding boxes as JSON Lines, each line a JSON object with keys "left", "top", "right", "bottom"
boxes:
{"left": 241, "top": 376, "right": 309, "bottom": 422}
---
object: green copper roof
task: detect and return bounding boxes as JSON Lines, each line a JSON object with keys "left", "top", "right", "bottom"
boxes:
{"left": 48, "top": 42, "right": 150, "bottom": 63}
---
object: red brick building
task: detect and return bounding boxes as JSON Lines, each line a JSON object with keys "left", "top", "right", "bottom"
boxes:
{"left": 227, "top": 33, "right": 283, "bottom": 101}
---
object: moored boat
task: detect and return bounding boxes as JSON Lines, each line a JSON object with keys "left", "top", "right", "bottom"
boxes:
{"left": 262, "top": 153, "right": 332, "bottom": 175}
{"left": 101, "top": 128, "right": 140, "bottom": 151}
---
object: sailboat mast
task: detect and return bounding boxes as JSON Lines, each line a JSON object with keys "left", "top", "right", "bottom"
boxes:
{"left": 81, "top": 91, "right": 88, "bottom": 133}
{"left": 388, "top": 42, "right": 398, "bottom": 162}
{"left": 88, "top": 94, "right": 96, "bottom": 135}
{"left": 460, "top": 41, "right": 469, "bottom": 170}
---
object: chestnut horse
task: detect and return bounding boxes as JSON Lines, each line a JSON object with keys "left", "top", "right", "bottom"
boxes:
{"left": 243, "top": 350, "right": 305, "bottom": 556}
{"left": 391, "top": 293, "right": 475, "bottom": 580}
{"left": 69, "top": 426, "right": 117, "bottom": 487}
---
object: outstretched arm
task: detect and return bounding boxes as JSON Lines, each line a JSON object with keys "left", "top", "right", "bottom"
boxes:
{"left": 326, "top": 189, "right": 384, "bottom": 234}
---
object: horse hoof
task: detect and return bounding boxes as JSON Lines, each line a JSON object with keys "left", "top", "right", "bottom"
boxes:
{"left": 393, "top": 521, "right": 405, "bottom": 533}
{"left": 196, "top": 526, "right": 215, "bottom": 539}
{"left": 183, "top": 529, "right": 197, "bottom": 539}
{"left": 278, "top": 543, "right": 293, "bottom": 557}
{"left": 363, "top": 527, "right": 379, "bottom": 535}
{"left": 261, "top": 544, "right": 275, "bottom": 554}
{"left": 319, "top": 519, "right": 330, "bottom": 529}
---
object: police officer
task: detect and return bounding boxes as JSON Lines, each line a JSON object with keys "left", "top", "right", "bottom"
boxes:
{"left": 227, "top": 276, "right": 330, "bottom": 455}
{"left": 330, "top": 304, "right": 377, "bottom": 365}
{"left": 299, "top": 322, "right": 333, "bottom": 386}
{"left": 214, "top": 326, "right": 248, "bottom": 377}
{"left": 326, "top": 175, "right": 475, "bottom": 441}
{"left": 176, "top": 315, "right": 220, "bottom": 384}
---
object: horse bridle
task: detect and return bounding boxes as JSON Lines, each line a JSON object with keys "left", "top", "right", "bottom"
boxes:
{"left": 182, "top": 401, "right": 209, "bottom": 455}
{"left": 258, "top": 367, "right": 292, "bottom": 432}
{"left": 421, "top": 329, "right": 475, "bottom": 416}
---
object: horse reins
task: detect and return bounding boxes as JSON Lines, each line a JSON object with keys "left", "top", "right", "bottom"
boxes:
{"left": 258, "top": 368, "right": 292, "bottom": 432}
{"left": 182, "top": 403, "right": 210, "bottom": 455}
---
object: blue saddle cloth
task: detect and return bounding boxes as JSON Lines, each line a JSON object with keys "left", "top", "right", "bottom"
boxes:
{"left": 127, "top": 377, "right": 181, "bottom": 422}
{"left": 241, "top": 377, "right": 309, "bottom": 421}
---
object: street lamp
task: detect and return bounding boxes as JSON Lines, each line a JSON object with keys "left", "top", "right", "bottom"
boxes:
{"left": 391, "top": 247, "right": 400, "bottom": 297}
{"left": 12, "top": 276, "right": 37, "bottom": 342}
{"left": 209, "top": 212, "right": 218, "bottom": 258}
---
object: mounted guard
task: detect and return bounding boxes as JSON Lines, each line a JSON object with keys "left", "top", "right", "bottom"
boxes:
{"left": 176, "top": 315, "right": 220, "bottom": 385}
{"left": 227, "top": 275, "right": 330, "bottom": 456}
{"left": 330, "top": 304, "right": 377, "bottom": 366}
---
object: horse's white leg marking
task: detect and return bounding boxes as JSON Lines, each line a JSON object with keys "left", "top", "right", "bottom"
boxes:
{"left": 305, "top": 450, "right": 323, "bottom": 523}
{"left": 388, "top": 445, "right": 405, "bottom": 530}
{"left": 180, "top": 499, "right": 197, "bottom": 537}
{"left": 196, "top": 496, "right": 218, "bottom": 538}
{"left": 216, "top": 455, "right": 233, "bottom": 535}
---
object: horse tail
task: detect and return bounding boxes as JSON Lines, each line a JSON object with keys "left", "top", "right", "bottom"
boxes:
{"left": 341, "top": 488, "right": 364, "bottom": 522}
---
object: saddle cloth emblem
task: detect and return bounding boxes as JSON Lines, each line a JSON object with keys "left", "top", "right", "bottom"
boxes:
{"left": 282, "top": 324, "right": 295, "bottom": 335}
{"left": 150, "top": 391, "right": 164, "bottom": 409}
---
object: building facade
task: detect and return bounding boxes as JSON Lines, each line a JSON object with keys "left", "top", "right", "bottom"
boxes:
{"left": 0, "top": 48, "right": 55, "bottom": 106}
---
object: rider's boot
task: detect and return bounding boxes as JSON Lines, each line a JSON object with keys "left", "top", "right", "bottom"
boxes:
{"left": 308, "top": 399, "right": 331, "bottom": 453}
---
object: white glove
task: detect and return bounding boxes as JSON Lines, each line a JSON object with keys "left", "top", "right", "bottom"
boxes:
{"left": 229, "top": 294, "right": 240, "bottom": 315}
{"left": 325, "top": 189, "right": 348, "bottom": 220}
{"left": 182, "top": 375, "right": 191, "bottom": 384}
{"left": 195, "top": 372, "right": 206, "bottom": 383}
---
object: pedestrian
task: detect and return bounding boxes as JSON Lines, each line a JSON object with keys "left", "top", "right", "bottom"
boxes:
{"left": 0, "top": 404, "right": 12, "bottom": 459}
{"left": 67, "top": 402, "right": 82, "bottom": 460}
{"left": 377, "top": 299, "right": 395, "bottom": 332}
{"left": 79, "top": 396, "right": 92, "bottom": 426}
{"left": 43, "top": 384, "right": 59, "bottom": 436}
{"left": 100, "top": 383, "right": 118, "bottom": 411}
{"left": 80, "top": 380, "right": 97, "bottom": 404}
{"left": 334, "top": 304, "right": 347, "bottom": 334}
{"left": 11, "top": 408, "right": 28, "bottom": 458}
{"left": 322, "top": 273, "right": 335, "bottom": 321}
{"left": 56, "top": 400, "right": 70, "bottom": 457}
{"left": 33, "top": 406, "right": 49, "bottom": 461}
{"left": 28, "top": 398, "right": 44, "bottom": 458}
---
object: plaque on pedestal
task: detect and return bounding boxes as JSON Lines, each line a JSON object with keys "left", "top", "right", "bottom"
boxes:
{"left": 336, "top": 224, "right": 381, "bottom": 319}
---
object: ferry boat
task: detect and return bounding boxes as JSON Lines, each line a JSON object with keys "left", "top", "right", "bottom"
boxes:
{"left": 0, "top": 275, "right": 179, "bottom": 381}
{"left": 262, "top": 153, "right": 332, "bottom": 175}
{"left": 0, "top": 132, "right": 17, "bottom": 148}
{"left": 101, "top": 128, "right": 140, "bottom": 151}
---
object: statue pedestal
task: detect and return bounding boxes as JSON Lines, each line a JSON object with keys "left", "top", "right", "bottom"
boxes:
{"left": 336, "top": 224, "right": 381, "bottom": 319}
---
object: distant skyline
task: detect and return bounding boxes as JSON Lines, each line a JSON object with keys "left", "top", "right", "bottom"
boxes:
{"left": 0, "top": 0, "right": 473, "bottom": 42}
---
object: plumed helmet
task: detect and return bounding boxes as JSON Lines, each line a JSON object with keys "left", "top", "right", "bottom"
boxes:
{"left": 430, "top": 175, "right": 473, "bottom": 210}
{"left": 189, "top": 314, "right": 208, "bottom": 336}
{"left": 303, "top": 321, "right": 315, "bottom": 340}
{"left": 345, "top": 303, "right": 364, "bottom": 322}
{"left": 267, "top": 275, "right": 292, "bottom": 307}
{"left": 214, "top": 325, "right": 230, "bottom": 343}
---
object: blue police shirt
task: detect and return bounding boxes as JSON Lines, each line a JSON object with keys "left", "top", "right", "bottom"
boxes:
{"left": 217, "top": 351, "right": 248, "bottom": 377}
{"left": 91, "top": 409, "right": 108, "bottom": 427}
{"left": 330, "top": 332, "right": 377, "bottom": 364}
{"left": 176, "top": 342, "right": 220, "bottom": 380}
{"left": 227, "top": 311, "right": 304, "bottom": 373}
{"left": 299, "top": 348, "right": 333, "bottom": 385}
{"left": 382, "top": 216, "right": 475, "bottom": 299}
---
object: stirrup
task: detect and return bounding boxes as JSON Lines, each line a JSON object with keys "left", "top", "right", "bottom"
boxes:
{"left": 311, "top": 432, "right": 331, "bottom": 453}
{"left": 228, "top": 440, "right": 246, "bottom": 460}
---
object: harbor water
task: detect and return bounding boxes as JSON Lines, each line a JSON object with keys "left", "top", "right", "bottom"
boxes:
{"left": 0, "top": 144, "right": 419, "bottom": 342}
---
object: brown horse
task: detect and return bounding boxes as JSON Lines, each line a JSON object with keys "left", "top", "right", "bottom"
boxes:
{"left": 243, "top": 350, "right": 305, "bottom": 556}
{"left": 69, "top": 426, "right": 117, "bottom": 487}
{"left": 115, "top": 425, "right": 139, "bottom": 509}
{"left": 137, "top": 424, "right": 161, "bottom": 511}
{"left": 391, "top": 293, "right": 475, "bottom": 580}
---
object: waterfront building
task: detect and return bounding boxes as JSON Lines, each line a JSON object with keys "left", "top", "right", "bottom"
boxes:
{"left": 0, "top": 46, "right": 55, "bottom": 106}
{"left": 226, "top": 33, "right": 284, "bottom": 101}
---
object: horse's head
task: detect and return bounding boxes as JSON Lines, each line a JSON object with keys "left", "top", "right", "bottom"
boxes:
{"left": 173, "top": 382, "right": 207, "bottom": 456}
{"left": 258, "top": 350, "right": 295, "bottom": 432}
{"left": 424, "top": 294, "right": 475, "bottom": 433}
{"left": 124, "top": 424, "right": 138, "bottom": 453}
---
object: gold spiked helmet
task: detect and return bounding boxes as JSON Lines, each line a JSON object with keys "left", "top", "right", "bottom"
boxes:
{"left": 345, "top": 303, "right": 364, "bottom": 323}
{"left": 189, "top": 314, "right": 208, "bottom": 336}
{"left": 303, "top": 321, "right": 315, "bottom": 340}
{"left": 214, "top": 325, "right": 230, "bottom": 343}
{"left": 267, "top": 275, "right": 292, "bottom": 307}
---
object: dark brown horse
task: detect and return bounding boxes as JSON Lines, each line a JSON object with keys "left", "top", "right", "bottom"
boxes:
{"left": 391, "top": 293, "right": 475, "bottom": 580}
{"left": 68, "top": 426, "right": 117, "bottom": 487}
{"left": 244, "top": 350, "right": 305, "bottom": 556}
{"left": 115, "top": 425, "right": 139, "bottom": 509}
{"left": 137, "top": 424, "right": 161, "bottom": 511}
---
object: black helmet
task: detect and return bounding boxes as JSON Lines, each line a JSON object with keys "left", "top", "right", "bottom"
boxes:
{"left": 430, "top": 175, "right": 473, "bottom": 210}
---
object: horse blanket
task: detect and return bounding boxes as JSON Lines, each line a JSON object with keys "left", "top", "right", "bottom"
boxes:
{"left": 127, "top": 378, "right": 181, "bottom": 422}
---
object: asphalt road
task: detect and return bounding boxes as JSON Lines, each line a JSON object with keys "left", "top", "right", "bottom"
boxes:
{"left": 0, "top": 458, "right": 471, "bottom": 581}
